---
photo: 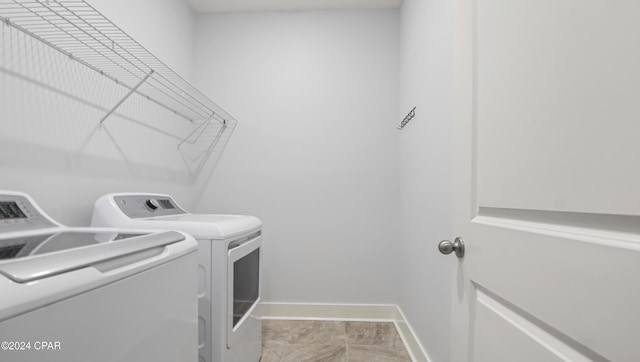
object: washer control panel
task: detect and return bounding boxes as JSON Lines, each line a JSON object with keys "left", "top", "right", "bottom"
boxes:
{"left": 113, "top": 195, "right": 187, "bottom": 219}
{"left": 0, "top": 194, "right": 57, "bottom": 233}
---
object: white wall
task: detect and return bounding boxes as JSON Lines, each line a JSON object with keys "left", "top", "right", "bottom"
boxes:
{"left": 0, "top": 0, "right": 198, "bottom": 225}
{"left": 192, "top": 10, "right": 402, "bottom": 304}
{"left": 397, "top": 0, "right": 454, "bottom": 361}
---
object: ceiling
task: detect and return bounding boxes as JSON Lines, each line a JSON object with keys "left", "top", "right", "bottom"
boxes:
{"left": 186, "top": 0, "right": 402, "bottom": 13}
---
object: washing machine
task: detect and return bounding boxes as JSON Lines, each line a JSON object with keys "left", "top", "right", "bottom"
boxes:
{"left": 0, "top": 190, "right": 198, "bottom": 362}
{"left": 91, "top": 193, "right": 262, "bottom": 362}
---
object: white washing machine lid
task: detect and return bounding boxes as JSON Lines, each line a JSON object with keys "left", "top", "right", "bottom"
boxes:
{"left": 124, "top": 214, "right": 261, "bottom": 240}
{"left": 0, "top": 229, "right": 187, "bottom": 283}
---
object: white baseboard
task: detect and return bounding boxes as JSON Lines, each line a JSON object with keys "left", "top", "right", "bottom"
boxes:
{"left": 261, "top": 302, "right": 431, "bottom": 362}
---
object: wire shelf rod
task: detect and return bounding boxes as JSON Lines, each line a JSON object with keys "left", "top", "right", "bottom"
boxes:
{"left": 2, "top": 13, "right": 214, "bottom": 123}
{"left": 1, "top": 0, "right": 238, "bottom": 178}
{"left": 178, "top": 120, "right": 210, "bottom": 149}
{"left": 11, "top": 1, "right": 152, "bottom": 86}
{"left": 99, "top": 69, "right": 153, "bottom": 125}
{"left": 3, "top": 1, "right": 218, "bottom": 122}
{"left": 52, "top": 0, "right": 216, "bottom": 118}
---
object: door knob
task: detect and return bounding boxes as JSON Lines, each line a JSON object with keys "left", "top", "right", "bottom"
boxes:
{"left": 438, "top": 237, "right": 465, "bottom": 258}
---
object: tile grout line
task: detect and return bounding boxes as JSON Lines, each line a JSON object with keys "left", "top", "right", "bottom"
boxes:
{"left": 345, "top": 338, "right": 349, "bottom": 362}
{"left": 344, "top": 323, "right": 349, "bottom": 362}
{"left": 280, "top": 324, "right": 290, "bottom": 362}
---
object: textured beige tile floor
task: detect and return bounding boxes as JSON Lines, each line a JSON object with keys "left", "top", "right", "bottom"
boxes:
{"left": 261, "top": 320, "right": 412, "bottom": 362}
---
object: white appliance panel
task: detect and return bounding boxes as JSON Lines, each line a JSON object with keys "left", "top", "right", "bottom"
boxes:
{"left": 0, "top": 250, "right": 198, "bottom": 362}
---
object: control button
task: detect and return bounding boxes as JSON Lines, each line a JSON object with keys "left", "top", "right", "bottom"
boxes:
{"left": 145, "top": 199, "right": 160, "bottom": 210}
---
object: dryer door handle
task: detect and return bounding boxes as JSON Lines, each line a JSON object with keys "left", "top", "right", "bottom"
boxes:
{"left": 228, "top": 231, "right": 262, "bottom": 250}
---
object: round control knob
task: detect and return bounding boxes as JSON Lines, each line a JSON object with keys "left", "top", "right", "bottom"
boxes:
{"left": 145, "top": 199, "right": 160, "bottom": 210}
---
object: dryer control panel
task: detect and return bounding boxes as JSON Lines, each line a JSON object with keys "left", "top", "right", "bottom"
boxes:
{"left": 113, "top": 195, "right": 187, "bottom": 219}
{"left": 0, "top": 193, "right": 57, "bottom": 233}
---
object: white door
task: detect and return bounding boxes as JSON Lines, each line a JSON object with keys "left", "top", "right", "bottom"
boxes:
{"left": 449, "top": 0, "right": 640, "bottom": 361}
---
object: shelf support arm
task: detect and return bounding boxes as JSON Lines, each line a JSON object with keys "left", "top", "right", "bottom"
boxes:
{"left": 99, "top": 70, "right": 154, "bottom": 125}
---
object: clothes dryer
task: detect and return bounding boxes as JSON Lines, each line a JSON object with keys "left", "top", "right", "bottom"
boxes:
{"left": 91, "top": 193, "right": 262, "bottom": 362}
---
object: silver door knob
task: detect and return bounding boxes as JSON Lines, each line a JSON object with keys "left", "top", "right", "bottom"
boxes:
{"left": 438, "top": 237, "right": 465, "bottom": 258}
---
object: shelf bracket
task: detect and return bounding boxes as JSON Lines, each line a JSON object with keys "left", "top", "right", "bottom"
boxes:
{"left": 99, "top": 70, "right": 154, "bottom": 126}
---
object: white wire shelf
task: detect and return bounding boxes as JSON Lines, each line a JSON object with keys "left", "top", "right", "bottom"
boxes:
{"left": 0, "top": 0, "right": 236, "bottom": 177}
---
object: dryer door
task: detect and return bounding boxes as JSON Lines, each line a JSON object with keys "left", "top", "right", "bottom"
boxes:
{"left": 226, "top": 232, "right": 261, "bottom": 348}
